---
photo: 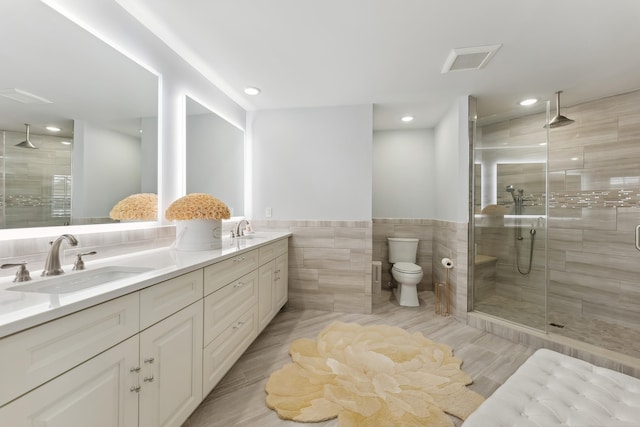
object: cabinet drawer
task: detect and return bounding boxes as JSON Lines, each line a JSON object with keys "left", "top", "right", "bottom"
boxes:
{"left": 203, "top": 269, "right": 258, "bottom": 346}
{"left": 258, "top": 238, "right": 288, "bottom": 265}
{"left": 0, "top": 292, "right": 139, "bottom": 407}
{"left": 0, "top": 335, "right": 140, "bottom": 426}
{"left": 203, "top": 249, "right": 259, "bottom": 295}
{"left": 202, "top": 306, "right": 258, "bottom": 396}
{"left": 140, "top": 269, "right": 203, "bottom": 330}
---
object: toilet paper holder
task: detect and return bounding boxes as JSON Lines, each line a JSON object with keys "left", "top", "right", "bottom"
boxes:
{"left": 435, "top": 258, "right": 454, "bottom": 316}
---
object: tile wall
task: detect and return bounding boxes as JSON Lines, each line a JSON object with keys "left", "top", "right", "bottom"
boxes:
{"left": 1, "top": 130, "right": 72, "bottom": 228}
{"left": 251, "top": 220, "right": 373, "bottom": 314}
{"left": 372, "top": 218, "right": 468, "bottom": 319}
{"left": 547, "top": 89, "right": 640, "bottom": 335}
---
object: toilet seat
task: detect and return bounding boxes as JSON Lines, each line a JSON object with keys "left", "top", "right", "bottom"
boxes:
{"left": 392, "top": 262, "right": 422, "bottom": 274}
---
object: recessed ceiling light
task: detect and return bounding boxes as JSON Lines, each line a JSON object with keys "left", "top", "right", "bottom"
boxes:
{"left": 244, "top": 87, "right": 261, "bottom": 96}
{"left": 539, "top": 142, "right": 547, "bottom": 146}
{"left": 401, "top": 116, "right": 414, "bottom": 123}
{"left": 519, "top": 98, "right": 538, "bottom": 106}
{"left": 46, "top": 126, "right": 61, "bottom": 132}
{"left": 60, "top": 141, "right": 71, "bottom": 145}
{"left": 571, "top": 157, "right": 579, "bottom": 161}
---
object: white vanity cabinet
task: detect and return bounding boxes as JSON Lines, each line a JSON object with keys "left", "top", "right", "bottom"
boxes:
{"left": 258, "top": 239, "right": 289, "bottom": 331}
{"left": 138, "top": 300, "right": 203, "bottom": 427}
{"left": 0, "top": 272, "right": 203, "bottom": 427}
{"left": 0, "top": 292, "right": 140, "bottom": 407}
{"left": 202, "top": 252, "right": 260, "bottom": 396}
{"left": 0, "top": 233, "right": 290, "bottom": 427}
{"left": 0, "top": 335, "right": 140, "bottom": 427}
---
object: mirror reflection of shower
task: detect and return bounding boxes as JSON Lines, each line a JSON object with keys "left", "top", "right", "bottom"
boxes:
{"left": 506, "top": 185, "right": 535, "bottom": 275}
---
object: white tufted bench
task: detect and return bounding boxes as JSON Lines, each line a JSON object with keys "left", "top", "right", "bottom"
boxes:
{"left": 462, "top": 349, "right": 640, "bottom": 427}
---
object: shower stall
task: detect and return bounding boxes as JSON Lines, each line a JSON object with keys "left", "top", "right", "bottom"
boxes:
{"left": 1, "top": 129, "right": 72, "bottom": 228}
{"left": 471, "top": 89, "right": 640, "bottom": 361}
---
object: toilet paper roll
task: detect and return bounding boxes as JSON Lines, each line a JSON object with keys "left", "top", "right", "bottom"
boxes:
{"left": 441, "top": 257, "right": 454, "bottom": 269}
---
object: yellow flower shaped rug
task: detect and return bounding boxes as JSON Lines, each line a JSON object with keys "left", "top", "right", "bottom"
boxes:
{"left": 265, "top": 321, "right": 484, "bottom": 427}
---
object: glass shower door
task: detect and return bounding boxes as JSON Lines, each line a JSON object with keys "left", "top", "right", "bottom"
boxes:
{"left": 472, "top": 103, "right": 550, "bottom": 330}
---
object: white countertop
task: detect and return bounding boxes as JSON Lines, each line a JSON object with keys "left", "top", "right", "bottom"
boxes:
{"left": 0, "top": 232, "right": 291, "bottom": 339}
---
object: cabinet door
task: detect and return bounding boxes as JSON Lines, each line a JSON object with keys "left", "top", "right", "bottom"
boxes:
{"left": 258, "top": 260, "right": 275, "bottom": 331}
{"left": 274, "top": 253, "right": 288, "bottom": 310}
{"left": 0, "top": 292, "right": 139, "bottom": 407}
{"left": 0, "top": 335, "right": 139, "bottom": 427}
{"left": 139, "top": 300, "right": 203, "bottom": 427}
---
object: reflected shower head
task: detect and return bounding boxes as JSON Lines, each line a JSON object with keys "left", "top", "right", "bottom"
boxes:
{"left": 15, "top": 123, "right": 38, "bottom": 149}
{"left": 544, "top": 91, "right": 574, "bottom": 129}
{"left": 506, "top": 185, "right": 515, "bottom": 193}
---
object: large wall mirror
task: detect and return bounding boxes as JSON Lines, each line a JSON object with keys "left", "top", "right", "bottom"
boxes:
{"left": 0, "top": 0, "right": 158, "bottom": 230}
{"left": 186, "top": 96, "right": 244, "bottom": 217}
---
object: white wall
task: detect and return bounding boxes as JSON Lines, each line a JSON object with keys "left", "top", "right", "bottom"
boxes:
{"left": 248, "top": 105, "right": 373, "bottom": 221}
{"left": 434, "top": 96, "right": 469, "bottom": 222}
{"left": 186, "top": 112, "right": 244, "bottom": 216}
{"left": 72, "top": 121, "right": 141, "bottom": 218}
{"left": 372, "top": 129, "right": 435, "bottom": 218}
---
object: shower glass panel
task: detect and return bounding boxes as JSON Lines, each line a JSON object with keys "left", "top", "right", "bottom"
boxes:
{"left": 473, "top": 89, "right": 640, "bottom": 360}
{"left": 0, "top": 130, "right": 72, "bottom": 228}
{"left": 472, "top": 103, "right": 550, "bottom": 330}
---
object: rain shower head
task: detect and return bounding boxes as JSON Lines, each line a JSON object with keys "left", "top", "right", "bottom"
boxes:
{"left": 506, "top": 185, "right": 515, "bottom": 193}
{"left": 544, "top": 91, "right": 574, "bottom": 129}
{"left": 15, "top": 124, "right": 38, "bottom": 149}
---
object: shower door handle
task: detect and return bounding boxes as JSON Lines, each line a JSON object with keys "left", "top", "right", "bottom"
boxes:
{"left": 636, "top": 225, "right": 640, "bottom": 251}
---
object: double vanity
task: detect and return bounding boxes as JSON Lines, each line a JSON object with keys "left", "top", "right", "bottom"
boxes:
{"left": 0, "top": 231, "right": 290, "bottom": 426}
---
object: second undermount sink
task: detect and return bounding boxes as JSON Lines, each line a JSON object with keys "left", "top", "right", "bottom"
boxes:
{"left": 7, "top": 266, "right": 152, "bottom": 294}
{"left": 236, "top": 234, "right": 259, "bottom": 239}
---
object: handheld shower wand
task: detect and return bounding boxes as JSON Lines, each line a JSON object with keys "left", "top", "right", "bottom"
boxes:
{"left": 506, "top": 185, "right": 535, "bottom": 275}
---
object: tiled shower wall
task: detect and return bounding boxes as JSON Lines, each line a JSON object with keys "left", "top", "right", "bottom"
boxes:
{"left": 548, "top": 90, "right": 640, "bottom": 331}
{"left": 475, "top": 89, "right": 640, "bottom": 337}
{"left": 1, "top": 130, "right": 72, "bottom": 228}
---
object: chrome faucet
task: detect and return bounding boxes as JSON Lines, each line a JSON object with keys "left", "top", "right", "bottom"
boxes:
{"left": 233, "top": 219, "right": 250, "bottom": 237}
{"left": 42, "top": 234, "right": 78, "bottom": 276}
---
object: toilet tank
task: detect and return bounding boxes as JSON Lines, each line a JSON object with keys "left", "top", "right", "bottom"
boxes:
{"left": 388, "top": 238, "right": 419, "bottom": 263}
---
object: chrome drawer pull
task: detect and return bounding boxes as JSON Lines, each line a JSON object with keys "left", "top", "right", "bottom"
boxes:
{"left": 144, "top": 357, "right": 155, "bottom": 364}
{"left": 143, "top": 375, "right": 154, "bottom": 383}
{"left": 130, "top": 366, "right": 141, "bottom": 373}
{"left": 234, "top": 281, "right": 246, "bottom": 288}
{"left": 130, "top": 385, "right": 141, "bottom": 393}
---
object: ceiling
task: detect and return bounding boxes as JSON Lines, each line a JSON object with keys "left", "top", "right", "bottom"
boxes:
{"left": 0, "top": 0, "right": 157, "bottom": 138}
{"left": 115, "top": 0, "right": 640, "bottom": 130}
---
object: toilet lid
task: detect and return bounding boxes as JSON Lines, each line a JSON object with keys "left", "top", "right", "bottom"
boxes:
{"left": 393, "top": 262, "right": 422, "bottom": 274}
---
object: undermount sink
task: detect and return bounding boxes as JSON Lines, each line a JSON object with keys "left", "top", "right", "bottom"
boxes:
{"left": 7, "top": 266, "right": 152, "bottom": 294}
{"left": 235, "top": 233, "right": 269, "bottom": 240}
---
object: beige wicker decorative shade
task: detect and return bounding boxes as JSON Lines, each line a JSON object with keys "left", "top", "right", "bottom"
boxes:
{"left": 109, "top": 193, "right": 158, "bottom": 221}
{"left": 165, "top": 193, "right": 230, "bottom": 221}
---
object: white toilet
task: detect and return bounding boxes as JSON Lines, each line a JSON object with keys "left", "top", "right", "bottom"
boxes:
{"left": 388, "top": 237, "right": 423, "bottom": 307}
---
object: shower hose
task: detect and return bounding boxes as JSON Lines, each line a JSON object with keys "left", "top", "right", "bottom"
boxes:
{"left": 515, "top": 226, "right": 536, "bottom": 275}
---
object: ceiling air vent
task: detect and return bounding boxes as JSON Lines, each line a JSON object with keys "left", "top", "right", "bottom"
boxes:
{"left": 441, "top": 44, "right": 502, "bottom": 73}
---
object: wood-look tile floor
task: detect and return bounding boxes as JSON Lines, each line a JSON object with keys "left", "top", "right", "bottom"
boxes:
{"left": 182, "top": 291, "right": 536, "bottom": 427}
